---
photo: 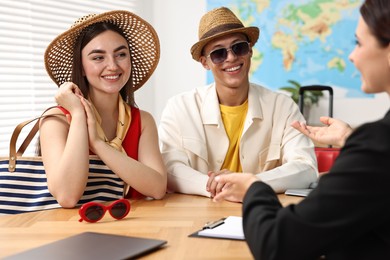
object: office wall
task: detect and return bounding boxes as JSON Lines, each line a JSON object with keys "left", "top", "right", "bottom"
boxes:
{"left": 135, "top": 0, "right": 207, "bottom": 123}
{"left": 136, "top": 0, "right": 388, "bottom": 128}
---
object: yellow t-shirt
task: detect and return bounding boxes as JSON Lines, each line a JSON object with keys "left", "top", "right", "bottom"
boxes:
{"left": 220, "top": 100, "right": 248, "bottom": 172}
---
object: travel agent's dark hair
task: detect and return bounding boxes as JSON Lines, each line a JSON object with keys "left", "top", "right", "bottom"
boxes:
{"left": 360, "top": 0, "right": 390, "bottom": 47}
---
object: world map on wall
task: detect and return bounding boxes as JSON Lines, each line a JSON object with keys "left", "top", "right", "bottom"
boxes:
{"left": 207, "top": 0, "right": 367, "bottom": 98}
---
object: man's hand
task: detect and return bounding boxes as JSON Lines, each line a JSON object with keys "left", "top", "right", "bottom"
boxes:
{"left": 213, "top": 173, "right": 258, "bottom": 203}
{"left": 206, "top": 169, "right": 232, "bottom": 198}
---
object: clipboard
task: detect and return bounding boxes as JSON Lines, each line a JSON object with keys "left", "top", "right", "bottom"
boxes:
{"left": 189, "top": 216, "right": 245, "bottom": 240}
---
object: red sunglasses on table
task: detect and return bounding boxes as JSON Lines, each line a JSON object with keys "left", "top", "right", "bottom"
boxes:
{"left": 78, "top": 199, "right": 131, "bottom": 223}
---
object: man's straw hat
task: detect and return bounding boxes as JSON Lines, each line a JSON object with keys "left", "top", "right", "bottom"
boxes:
{"left": 190, "top": 7, "right": 259, "bottom": 61}
{"left": 45, "top": 10, "right": 160, "bottom": 91}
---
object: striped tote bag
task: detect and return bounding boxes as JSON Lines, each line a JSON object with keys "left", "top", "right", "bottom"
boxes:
{"left": 0, "top": 115, "right": 124, "bottom": 215}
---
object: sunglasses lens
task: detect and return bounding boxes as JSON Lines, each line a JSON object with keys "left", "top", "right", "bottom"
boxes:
{"left": 111, "top": 201, "right": 129, "bottom": 219}
{"left": 85, "top": 205, "right": 104, "bottom": 222}
{"left": 210, "top": 48, "right": 227, "bottom": 64}
{"left": 232, "top": 42, "right": 250, "bottom": 56}
{"left": 209, "top": 42, "right": 250, "bottom": 64}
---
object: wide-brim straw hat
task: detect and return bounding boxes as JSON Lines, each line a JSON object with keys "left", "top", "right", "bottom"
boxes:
{"left": 191, "top": 7, "right": 260, "bottom": 61}
{"left": 45, "top": 10, "right": 160, "bottom": 91}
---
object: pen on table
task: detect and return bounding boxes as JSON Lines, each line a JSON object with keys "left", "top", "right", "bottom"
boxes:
{"left": 203, "top": 218, "right": 226, "bottom": 229}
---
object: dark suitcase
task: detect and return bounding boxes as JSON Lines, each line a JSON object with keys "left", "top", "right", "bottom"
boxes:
{"left": 299, "top": 85, "right": 340, "bottom": 174}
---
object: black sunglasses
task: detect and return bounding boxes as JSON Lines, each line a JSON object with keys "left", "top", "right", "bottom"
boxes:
{"left": 206, "top": 41, "right": 250, "bottom": 64}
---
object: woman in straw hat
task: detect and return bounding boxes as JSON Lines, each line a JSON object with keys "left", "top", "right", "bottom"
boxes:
{"left": 214, "top": 0, "right": 390, "bottom": 258}
{"left": 158, "top": 7, "right": 317, "bottom": 200}
{"left": 40, "top": 10, "right": 167, "bottom": 208}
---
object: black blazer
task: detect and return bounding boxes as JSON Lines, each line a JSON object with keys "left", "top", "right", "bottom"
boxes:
{"left": 243, "top": 110, "right": 390, "bottom": 260}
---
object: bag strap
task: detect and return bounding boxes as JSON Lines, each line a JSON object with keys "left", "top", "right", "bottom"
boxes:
{"left": 8, "top": 108, "right": 64, "bottom": 172}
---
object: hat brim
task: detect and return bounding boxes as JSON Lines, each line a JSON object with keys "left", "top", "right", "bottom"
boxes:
{"left": 45, "top": 10, "right": 160, "bottom": 91}
{"left": 190, "top": 26, "right": 259, "bottom": 61}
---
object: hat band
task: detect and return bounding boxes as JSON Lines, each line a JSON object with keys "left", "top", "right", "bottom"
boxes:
{"left": 200, "top": 23, "right": 244, "bottom": 40}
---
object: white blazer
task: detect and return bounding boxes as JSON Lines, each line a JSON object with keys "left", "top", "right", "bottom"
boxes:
{"left": 159, "top": 83, "right": 318, "bottom": 197}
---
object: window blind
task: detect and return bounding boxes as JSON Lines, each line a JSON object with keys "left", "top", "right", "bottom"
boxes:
{"left": 0, "top": 0, "right": 139, "bottom": 155}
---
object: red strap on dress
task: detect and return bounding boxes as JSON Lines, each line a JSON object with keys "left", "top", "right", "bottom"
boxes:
{"left": 122, "top": 107, "right": 144, "bottom": 199}
{"left": 57, "top": 106, "right": 70, "bottom": 115}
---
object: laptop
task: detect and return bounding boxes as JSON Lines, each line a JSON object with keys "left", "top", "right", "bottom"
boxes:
{"left": 5, "top": 232, "right": 167, "bottom": 260}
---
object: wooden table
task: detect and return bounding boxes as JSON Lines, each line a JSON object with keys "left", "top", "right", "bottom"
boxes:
{"left": 0, "top": 193, "right": 302, "bottom": 259}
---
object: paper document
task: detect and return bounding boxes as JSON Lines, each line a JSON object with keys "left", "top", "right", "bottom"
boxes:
{"left": 197, "top": 216, "right": 244, "bottom": 240}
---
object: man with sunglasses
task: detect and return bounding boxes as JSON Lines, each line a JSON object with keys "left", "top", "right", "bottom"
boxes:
{"left": 158, "top": 7, "right": 318, "bottom": 201}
